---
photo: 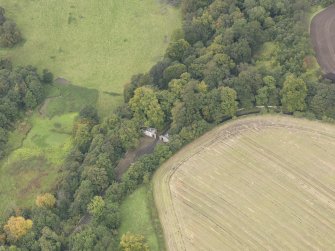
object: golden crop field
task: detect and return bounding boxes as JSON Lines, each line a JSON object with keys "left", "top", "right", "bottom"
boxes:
{"left": 153, "top": 115, "right": 335, "bottom": 250}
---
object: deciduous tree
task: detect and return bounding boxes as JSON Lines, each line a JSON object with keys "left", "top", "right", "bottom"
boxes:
{"left": 4, "top": 216, "right": 33, "bottom": 242}
{"left": 129, "top": 87, "right": 164, "bottom": 129}
{"left": 0, "top": 21, "right": 22, "bottom": 47}
{"left": 165, "top": 39, "right": 190, "bottom": 61}
{"left": 36, "top": 193, "right": 56, "bottom": 208}
{"left": 120, "top": 232, "right": 149, "bottom": 251}
{"left": 281, "top": 75, "right": 307, "bottom": 112}
{"left": 220, "top": 87, "right": 237, "bottom": 117}
{"left": 256, "top": 76, "right": 277, "bottom": 107}
{"left": 38, "top": 227, "right": 61, "bottom": 251}
{"left": 87, "top": 196, "right": 105, "bottom": 218}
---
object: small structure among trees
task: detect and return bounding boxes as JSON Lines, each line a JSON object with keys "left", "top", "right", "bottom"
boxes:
{"left": 159, "top": 133, "right": 169, "bottom": 143}
{"left": 142, "top": 128, "right": 157, "bottom": 139}
{"left": 142, "top": 128, "right": 170, "bottom": 143}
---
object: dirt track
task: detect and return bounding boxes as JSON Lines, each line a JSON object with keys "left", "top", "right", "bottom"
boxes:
{"left": 115, "top": 136, "right": 158, "bottom": 180}
{"left": 311, "top": 5, "right": 335, "bottom": 80}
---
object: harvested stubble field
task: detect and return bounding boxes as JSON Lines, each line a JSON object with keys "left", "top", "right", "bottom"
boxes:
{"left": 153, "top": 115, "right": 335, "bottom": 250}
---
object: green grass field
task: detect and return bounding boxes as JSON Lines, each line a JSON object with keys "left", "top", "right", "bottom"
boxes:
{"left": 0, "top": 112, "right": 74, "bottom": 219}
{"left": 119, "top": 186, "right": 160, "bottom": 251}
{"left": 0, "top": 82, "right": 99, "bottom": 219}
{"left": 0, "top": 0, "right": 180, "bottom": 114}
{"left": 43, "top": 83, "right": 99, "bottom": 118}
{"left": 0, "top": 0, "right": 180, "bottom": 219}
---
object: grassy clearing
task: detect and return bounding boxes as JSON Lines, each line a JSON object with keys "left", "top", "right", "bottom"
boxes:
{"left": 254, "top": 41, "right": 279, "bottom": 70}
{"left": 0, "top": 112, "right": 75, "bottom": 219}
{"left": 0, "top": 82, "right": 98, "bottom": 219}
{"left": 0, "top": 0, "right": 181, "bottom": 114}
{"left": 0, "top": 0, "right": 180, "bottom": 218}
{"left": 119, "top": 186, "right": 160, "bottom": 251}
{"left": 6, "top": 120, "right": 32, "bottom": 153}
{"left": 43, "top": 83, "right": 98, "bottom": 118}
{"left": 0, "top": 72, "right": 94, "bottom": 221}
{"left": 15, "top": 113, "right": 75, "bottom": 164}
{"left": 154, "top": 115, "right": 335, "bottom": 250}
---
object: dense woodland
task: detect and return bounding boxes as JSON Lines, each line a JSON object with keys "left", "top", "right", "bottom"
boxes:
{"left": 0, "top": 7, "right": 22, "bottom": 48}
{"left": 0, "top": 8, "right": 48, "bottom": 160}
{"left": 1, "top": 0, "right": 335, "bottom": 250}
{"left": 0, "top": 60, "right": 49, "bottom": 159}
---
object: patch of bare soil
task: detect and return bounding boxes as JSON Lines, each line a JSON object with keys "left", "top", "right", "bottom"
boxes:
{"left": 310, "top": 5, "right": 335, "bottom": 80}
{"left": 17, "top": 121, "right": 32, "bottom": 135}
{"left": 18, "top": 172, "right": 48, "bottom": 198}
{"left": 9, "top": 156, "right": 48, "bottom": 175}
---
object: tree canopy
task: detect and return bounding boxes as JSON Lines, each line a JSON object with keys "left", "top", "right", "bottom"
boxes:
{"left": 120, "top": 232, "right": 149, "bottom": 251}
{"left": 0, "top": 8, "right": 22, "bottom": 47}
{"left": 129, "top": 86, "right": 165, "bottom": 129}
{"left": 4, "top": 216, "right": 33, "bottom": 242}
{"left": 1, "top": 0, "right": 335, "bottom": 250}
{"left": 281, "top": 75, "right": 307, "bottom": 113}
{"left": 36, "top": 193, "right": 56, "bottom": 208}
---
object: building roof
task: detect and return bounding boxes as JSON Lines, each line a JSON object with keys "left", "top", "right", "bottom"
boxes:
{"left": 144, "top": 127, "right": 157, "bottom": 133}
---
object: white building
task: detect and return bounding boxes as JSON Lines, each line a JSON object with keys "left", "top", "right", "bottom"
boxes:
{"left": 143, "top": 128, "right": 157, "bottom": 138}
{"left": 159, "top": 133, "right": 169, "bottom": 143}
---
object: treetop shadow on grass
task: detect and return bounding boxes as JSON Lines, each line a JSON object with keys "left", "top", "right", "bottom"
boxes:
{"left": 103, "top": 91, "right": 122, "bottom": 97}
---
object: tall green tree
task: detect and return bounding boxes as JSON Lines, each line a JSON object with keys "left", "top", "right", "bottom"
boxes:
{"left": 256, "top": 76, "right": 277, "bottom": 107}
{"left": 220, "top": 87, "right": 238, "bottom": 117}
{"left": 38, "top": 227, "right": 61, "bottom": 251}
{"left": 311, "top": 83, "right": 335, "bottom": 119}
{"left": 81, "top": 165, "right": 109, "bottom": 193}
{"left": 0, "top": 7, "right": 6, "bottom": 25}
{"left": 0, "top": 20, "right": 22, "bottom": 47}
{"left": 118, "top": 119, "right": 140, "bottom": 149}
{"left": 87, "top": 196, "right": 105, "bottom": 219}
{"left": 129, "top": 86, "right": 164, "bottom": 129}
{"left": 23, "top": 90, "right": 37, "bottom": 109}
{"left": 69, "top": 228, "right": 97, "bottom": 251}
{"left": 165, "top": 39, "right": 190, "bottom": 61}
{"left": 70, "top": 180, "right": 94, "bottom": 215}
{"left": 281, "top": 75, "right": 307, "bottom": 112}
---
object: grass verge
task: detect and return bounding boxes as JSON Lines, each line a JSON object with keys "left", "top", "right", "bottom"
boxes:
{"left": 119, "top": 185, "right": 161, "bottom": 251}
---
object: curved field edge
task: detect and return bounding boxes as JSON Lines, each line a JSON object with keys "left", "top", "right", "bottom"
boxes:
{"left": 153, "top": 115, "right": 335, "bottom": 250}
{"left": 310, "top": 4, "right": 335, "bottom": 79}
